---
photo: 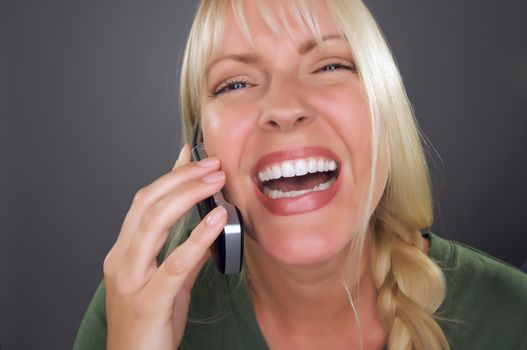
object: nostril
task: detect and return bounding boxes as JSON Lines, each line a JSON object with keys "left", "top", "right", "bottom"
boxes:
{"left": 263, "top": 115, "right": 310, "bottom": 131}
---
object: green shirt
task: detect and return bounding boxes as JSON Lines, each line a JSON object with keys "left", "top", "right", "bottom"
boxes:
{"left": 74, "top": 233, "right": 527, "bottom": 349}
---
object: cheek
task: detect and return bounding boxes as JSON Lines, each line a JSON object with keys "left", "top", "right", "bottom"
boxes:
{"left": 310, "top": 83, "right": 373, "bottom": 172}
{"left": 200, "top": 103, "right": 256, "bottom": 203}
{"left": 310, "top": 83, "right": 384, "bottom": 219}
{"left": 201, "top": 102, "right": 254, "bottom": 157}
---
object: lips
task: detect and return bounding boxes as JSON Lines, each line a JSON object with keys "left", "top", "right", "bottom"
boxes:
{"left": 251, "top": 147, "right": 342, "bottom": 216}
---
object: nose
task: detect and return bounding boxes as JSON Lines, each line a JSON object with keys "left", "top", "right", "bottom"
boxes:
{"left": 258, "top": 75, "right": 313, "bottom": 132}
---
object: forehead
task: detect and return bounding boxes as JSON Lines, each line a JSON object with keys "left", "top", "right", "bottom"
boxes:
{"left": 217, "top": 0, "right": 341, "bottom": 54}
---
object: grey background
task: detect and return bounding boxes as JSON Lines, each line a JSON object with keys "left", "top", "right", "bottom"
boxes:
{"left": 1, "top": 1, "right": 526, "bottom": 349}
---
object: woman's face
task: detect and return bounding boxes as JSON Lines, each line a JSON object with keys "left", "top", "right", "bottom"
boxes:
{"left": 199, "top": 1, "right": 388, "bottom": 266}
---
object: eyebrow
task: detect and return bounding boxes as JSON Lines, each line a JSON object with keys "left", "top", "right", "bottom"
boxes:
{"left": 298, "top": 33, "right": 342, "bottom": 54}
{"left": 206, "top": 33, "right": 344, "bottom": 72}
{"left": 208, "top": 54, "right": 259, "bottom": 68}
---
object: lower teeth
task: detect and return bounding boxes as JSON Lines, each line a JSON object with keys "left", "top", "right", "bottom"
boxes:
{"left": 263, "top": 178, "right": 336, "bottom": 199}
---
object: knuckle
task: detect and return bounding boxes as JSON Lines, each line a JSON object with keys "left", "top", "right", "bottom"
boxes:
{"left": 139, "top": 203, "right": 172, "bottom": 234}
{"left": 132, "top": 187, "right": 149, "bottom": 206}
{"left": 103, "top": 251, "right": 116, "bottom": 277}
{"left": 124, "top": 240, "right": 140, "bottom": 264}
{"left": 114, "top": 272, "right": 140, "bottom": 296}
{"left": 138, "top": 210, "right": 159, "bottom": 233}
{"left": 188, "top": 228, "right": 211, "bottom": 250}
{"left": 164, "top": 250, "right": 188, "bottom": 276}
{"left": 106, "top": 252, "right": 145, "bottom": 296}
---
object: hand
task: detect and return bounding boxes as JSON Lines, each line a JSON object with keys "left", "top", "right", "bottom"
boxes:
{"left": 103, "top": 144, "right": 227, "bottom": 350}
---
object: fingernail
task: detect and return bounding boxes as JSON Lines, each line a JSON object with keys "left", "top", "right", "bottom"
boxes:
{"left": 206, "top": 206, "right": 227, "bottom": 226}
{"left": 198, "top": 157, "right": 220, "bottom": 168}
{"left": 201, "top": 171, "right": 225, "bottom": 184}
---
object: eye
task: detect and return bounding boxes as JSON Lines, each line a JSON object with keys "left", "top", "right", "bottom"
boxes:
{"left": 211, "top": 78, "right": 250, "bottom": 97}
{"left": 314, "top": 61, "right": 357, "bottom": 73}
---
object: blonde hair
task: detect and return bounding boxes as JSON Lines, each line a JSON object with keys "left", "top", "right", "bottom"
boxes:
{"left": 176, "top": 0, "right": 449, "bottom": 349}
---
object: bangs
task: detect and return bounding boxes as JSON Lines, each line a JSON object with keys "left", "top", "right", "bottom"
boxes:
{"left": 207, "top": 0, "right": 331, "bottom": 84}
{"left": 229, "top": 0, "right": 324, "bottom": 49}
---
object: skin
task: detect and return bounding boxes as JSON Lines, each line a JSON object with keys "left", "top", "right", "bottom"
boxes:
{"left": 104, "top": 147, "right": 229, "bottom": 349}
{"left": 199, "top": 1, "right": 389, "bottom": 348}
{"left": 104, "top": 0, "right": 434, "bottom": 349}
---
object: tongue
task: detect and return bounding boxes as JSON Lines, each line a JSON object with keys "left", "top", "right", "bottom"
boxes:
{"left": 266, "top": 172, "right": 331, "bottom": 192}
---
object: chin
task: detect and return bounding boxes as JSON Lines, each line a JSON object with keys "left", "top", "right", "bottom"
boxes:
{"left": 244, "top": 202, "right": 359, "bottom": 268}
{"left": 266, "top": 231, "right": 350, "bottom": 267}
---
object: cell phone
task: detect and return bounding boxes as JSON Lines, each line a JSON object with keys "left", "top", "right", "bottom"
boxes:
{"left": 191, "top": 125, "right": 244, "bottom": 274}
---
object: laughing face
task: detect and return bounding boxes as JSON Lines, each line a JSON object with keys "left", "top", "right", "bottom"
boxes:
{"left": 199, "top": 1, "right": 388, "bottom": 266}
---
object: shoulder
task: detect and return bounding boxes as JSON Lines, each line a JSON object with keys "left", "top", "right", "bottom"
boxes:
{"left": 428, "top": 233, "right": 527, "bottom": 349}
{"left": 428, "top": 232, "right": 527, "bottom": 296}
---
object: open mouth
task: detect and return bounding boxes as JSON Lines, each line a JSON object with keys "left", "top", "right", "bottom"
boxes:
{"left": 256, "top": 157, "right": 340, "bottom": 199}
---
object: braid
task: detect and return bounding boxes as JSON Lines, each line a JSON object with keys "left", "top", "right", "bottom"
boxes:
{"left": 371, "top": 206, "right": 449, "bottom": 350}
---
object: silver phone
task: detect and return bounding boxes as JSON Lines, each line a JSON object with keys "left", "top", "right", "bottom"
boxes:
{"left": 191, "top": 125, "right": 244, "bottom": 274}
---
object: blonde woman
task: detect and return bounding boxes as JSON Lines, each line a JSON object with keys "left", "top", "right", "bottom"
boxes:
{"left": 74, "top": 1, "right": 527, "bottom": 349}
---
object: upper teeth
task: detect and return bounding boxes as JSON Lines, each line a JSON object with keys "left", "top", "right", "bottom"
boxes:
{"left": 257, "top": 157, "right": 338, "bottom": 182}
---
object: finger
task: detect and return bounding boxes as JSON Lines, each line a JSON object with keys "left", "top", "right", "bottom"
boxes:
{"left": 171, "top": 250, "right": 212, "bottom": 332}
{"left": 141, "top": 206, "right": 227, "bottom": 306}
{"left": 123, "top": 171, "right": 226, "bottom": 278}
{"left": 183, "top": 249, "right": 212, "bottom": 292}
{"left": 133, "top": 156, "right": 220, "bottom": 211}
{"left": 114, "top": 157, "right": 221, "bottom": 250}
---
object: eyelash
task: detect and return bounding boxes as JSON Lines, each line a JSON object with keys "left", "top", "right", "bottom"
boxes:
{"left": 210, "top": 62, "right": 357, "bottom": 97}
{"left": 314, "top": 62, "right": 357, "bottom": 73}
{"left": 212, "top": 79, "right": 248, "bottom": 97}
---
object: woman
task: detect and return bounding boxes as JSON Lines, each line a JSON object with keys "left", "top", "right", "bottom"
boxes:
{"left": 74, "top": 0, "right": 527, "bottom": 349}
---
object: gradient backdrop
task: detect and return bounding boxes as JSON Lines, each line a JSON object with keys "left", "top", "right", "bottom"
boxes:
{"left": 1, "top": 1, "right": 526, "bottom": 349}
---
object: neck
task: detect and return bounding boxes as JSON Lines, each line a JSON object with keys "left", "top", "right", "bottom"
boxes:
{"left": 244, "top": 231, "right": 378, "bottom": 332}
